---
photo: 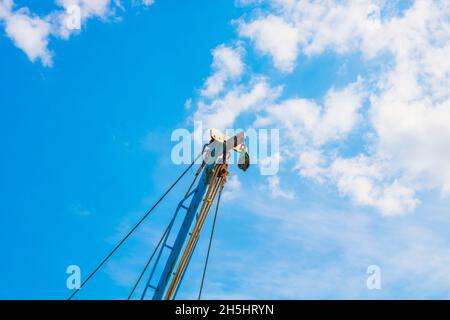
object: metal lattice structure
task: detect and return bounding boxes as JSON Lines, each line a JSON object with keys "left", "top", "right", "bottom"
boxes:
{"left": 68, "top": 129, "right": 250, "bottom": 300}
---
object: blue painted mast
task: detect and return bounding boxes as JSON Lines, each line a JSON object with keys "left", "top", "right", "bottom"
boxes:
{"left": 141, "top": 162, "right": 215, "bottom": 300}
{"left": 140, "top": 129, "right": 250, "bottom": 300}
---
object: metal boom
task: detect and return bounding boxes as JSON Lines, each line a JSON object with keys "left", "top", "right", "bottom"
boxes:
{"left": 141, "top": 129, "right": 249, "bottom": 300}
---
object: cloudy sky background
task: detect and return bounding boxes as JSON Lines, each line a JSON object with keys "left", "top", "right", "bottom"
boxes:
{"left": 1, "top": 0, "right": 450, "bottom": 299}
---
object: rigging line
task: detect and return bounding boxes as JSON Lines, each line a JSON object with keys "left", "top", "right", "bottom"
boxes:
{"left": 165, "top": 166, "right": 225, "bottom": 300}
{"left": 68, "top": 146, "right": 206, "bottom": 300}
{"left": 128, "top": 162, "right": 205, "bottom": 300}
{"left": 185, "top": 161, "right": 206, "bottom": 198}
{"left": 164, "top": 164, "right": 223, "bottom": 300}
{"left": 198, "top": 183, "right": 224, "bottom": 300}
{"left": 127, "top": 221, "right": 171, "bottom": 300}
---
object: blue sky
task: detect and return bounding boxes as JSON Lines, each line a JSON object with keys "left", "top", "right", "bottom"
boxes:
{"left": 1, "top": 0, "right": 450, "bottom": 299}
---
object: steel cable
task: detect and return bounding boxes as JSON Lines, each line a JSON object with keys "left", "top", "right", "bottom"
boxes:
{"left": 68, "top": 147, "right": 206, "bottom": 300}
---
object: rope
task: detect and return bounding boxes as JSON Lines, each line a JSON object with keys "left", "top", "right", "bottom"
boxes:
{"left": 68, "top": 148, "right": 205, "bottom": 300}
{"left": 198, "top": 184, "right": 223, "bottom": 300}
{"left": 127, "top": 222, "right": 171, "bottom": 300}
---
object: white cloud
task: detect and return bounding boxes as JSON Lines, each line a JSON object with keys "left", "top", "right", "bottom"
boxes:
{"left": 261, "top": 175, "right": 295, "bottom": 199}
{"left": 195, "top": 79, "right": 280, "bottom": 131}
{"left": 372, "top": 97, "right": 450, "bottom": 194}
{"left": 239, "top": 15, "right": 299, "bottom": 72}
{"left": 238, "top": 0, "right": 388, "bottom": 72}
{"left": 0, "top": 0, "right": 153, "bottom": 66}
{"left": 222, "top": 175, "right": 242, "bottom": 201}
{"left": 330, "top": 156, "right": 419, "bottom": 215}
{"left": 54, "top": 0, "right": 114, "bottom": 38}
{"left": 295, "top": 149, "right": 326, "bottom": 183}
{"left": 262, "top": 79, "right": 366, "bottom": 146}
{"left": 201, "top": 44, "right": 245, "bottom": 98}
{"left": 0, "top": 1, "right": 53, "bottom": 65}
{"left": 225, "top": 0, "right": 450, "bottom": 214}
{"left": 0, "top": 0, "right": 11, "bottom": 18}
{"left": 57, "top": 0, "right": 112, "bottom": 19}
{"left": 318, "top": 79, "right": 366, "bottom": 144}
